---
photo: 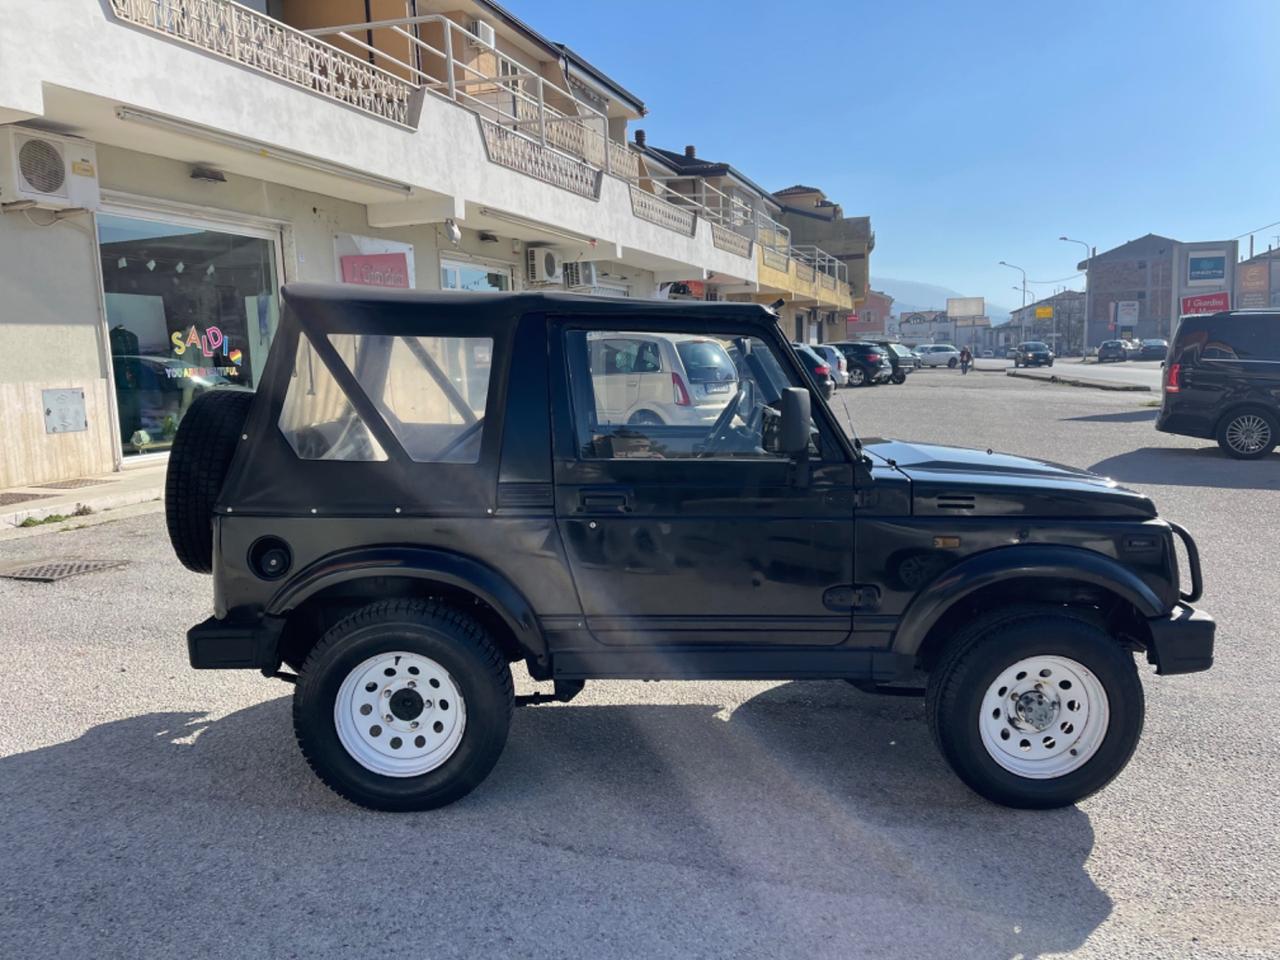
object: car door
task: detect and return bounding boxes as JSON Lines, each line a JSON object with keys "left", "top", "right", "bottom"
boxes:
{"left": 551, "top": 317, "right": 855, "bottom": 648}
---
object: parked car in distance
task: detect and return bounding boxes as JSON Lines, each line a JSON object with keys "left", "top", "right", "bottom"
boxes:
{"left": 1123, "top": 339, "right": 1143, "bottom": 359}
{"left": 811, "top": 343, "right": 849, "bottom": 387}
{"left": 981, "top": 349, "right": 994, "bottom": 358}
{"left": 586, "top": 332, "right": 738, "bottom": 426}
{"left": 867, "top": 339, "right": 920, "bottom": 384}
{"left": 915, "top": 344, "right": 961, "bottom": 368}
{"left": 1013, "top": 341, "right": 1054, "bottom": 367}
{"left": 826, "top": 340, "right": 894, "bottom": 386}
{"left": 1157, "top": 311, "right": 1280, "bottom": 459}
{"left": 1097, "top": 340, "right": 1129, "bottom": 363}
{"left": 1139, "top": 338, "right": 1169, "bottom": 361}
{"left": 171, "top": 284, "right": 1215, "bottom": 813}
{"left": 791, "top": 342, "right": 836, "bottom": 398}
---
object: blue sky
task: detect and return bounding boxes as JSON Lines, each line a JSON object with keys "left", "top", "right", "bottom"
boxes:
{"left": 504, "top": 0, "right": 1280, "bottom": 313}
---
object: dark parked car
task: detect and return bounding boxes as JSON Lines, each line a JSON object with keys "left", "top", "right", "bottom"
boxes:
{"left": 168, "top": 285, "right": 1213, "bottom": 812}
{"left": 868, "top": 339, "right": 920, "bottom": 384}
{"left": 826, "top": 340, "right": 894, "bottom": 386}
{"left": 791, "top": 342, "right": 836, "bottom": 399}
{"left": 1013, "top": 341, "right": 1054, "bottom": 367}
{"left": 1157, "top": 310, "right": 1280, "bottom": 459}
{"left": 1139, "top": 339, "right": 1169, "bottom": 361}
{"left": 1097, "top": 340, "right": 1129, "bottom": 363}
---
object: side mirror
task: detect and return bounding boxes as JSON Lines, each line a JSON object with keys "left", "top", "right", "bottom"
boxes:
{"left": 780, "top": 387, "right": 811, "bottom": 457}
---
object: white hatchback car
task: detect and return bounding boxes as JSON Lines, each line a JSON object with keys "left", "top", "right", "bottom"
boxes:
{"left": 915, "top": 344, "right": 961, "bottom": 368}
{"left": 587, "top": 332, "right": 738, "bottom": 426}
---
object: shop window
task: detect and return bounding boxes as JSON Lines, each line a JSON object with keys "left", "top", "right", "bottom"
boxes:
{"left": 330, "top": 334, "right": 494, "bottom": 464}
{"left": 278, "top": 336, "right": 387, "bottom": 462}
{"left": 440, "top": 258, "right": 512, "bottom": 293}
{"left": 98, "top": 212, "right": 280, "bottom": 456}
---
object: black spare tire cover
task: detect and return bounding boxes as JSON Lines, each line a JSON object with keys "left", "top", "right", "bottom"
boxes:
{"left": 165, "top": 389, "right": 256, "bottom": 573}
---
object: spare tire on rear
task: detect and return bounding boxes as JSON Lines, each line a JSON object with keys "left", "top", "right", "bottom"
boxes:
{"left": 165, "top": 389, "right": 256, "bottom": 573}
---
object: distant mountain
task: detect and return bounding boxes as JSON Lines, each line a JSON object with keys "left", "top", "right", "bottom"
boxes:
{"left": 874, "top": 277, "right": 1012, "bottom": 325}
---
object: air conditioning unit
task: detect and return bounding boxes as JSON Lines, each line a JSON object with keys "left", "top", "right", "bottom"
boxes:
{"left": 526, "top": 246, "right": 563, "bottom": 284}
{"left": 564, "top": 261, "right": 599, "bottom": 289}
{"left": 468, "top": 19, "right": 496, "bottom": 48}
{"left": 0, "top": 128, "right": 100, "bottom": 211}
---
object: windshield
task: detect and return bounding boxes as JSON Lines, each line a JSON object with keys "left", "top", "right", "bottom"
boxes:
{"left": 675, "top": 339, "right": 737, "bottom": 383}
{"left": 1023, "top": 342, "right": 1049, "bottom": 349}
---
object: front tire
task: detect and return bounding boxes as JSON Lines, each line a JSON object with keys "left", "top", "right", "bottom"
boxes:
{"left": 1216, "top": 407, "right": 1278, "bottom": 459}
{"left": 293, "top": 599, "right": 514, "bottom": 811}
{"left": 948, "top": 357, "right": 958, "bottom": 368}
{"left": 925, "top": 608, "right": 1143, "bottom": 809}
{"left": 891, "top": 371, "right": 906, "bottom": 385}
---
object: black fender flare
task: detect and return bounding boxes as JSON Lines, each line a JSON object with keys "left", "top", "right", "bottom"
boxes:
{"left": 891, "top": 545, "right": 1166, "bottom": 658}
{"left": 267, "top": 546, "right": 547, "bottom": 668}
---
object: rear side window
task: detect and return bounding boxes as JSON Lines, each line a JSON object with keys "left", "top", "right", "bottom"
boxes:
{"left": 1197, "top": 316, "right": 1280, "bottom": 361}
{"left": 592, "top": 337, "right": 662, "bottom": 375}
{"left": 278, "top": 336, "right": 388, "bottom": 462}
{"left": 330, "top": 334, "right": 493, "bottom": 463}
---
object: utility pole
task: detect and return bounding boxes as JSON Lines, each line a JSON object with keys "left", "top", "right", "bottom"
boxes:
{"left": 998, "top": 259, "right": 1029, "bottom": 343}
{"left": 1060, "top": 237, "right": 1092, "bottom": 355}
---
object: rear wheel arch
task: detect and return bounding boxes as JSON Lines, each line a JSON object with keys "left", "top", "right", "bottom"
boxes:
{"left": 269, "top": 549, "right": 549, "bottom": 677}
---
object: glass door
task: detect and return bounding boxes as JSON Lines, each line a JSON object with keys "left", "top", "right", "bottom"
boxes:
{"left": 97, "top": 211, "right": 281, "bottom": 456}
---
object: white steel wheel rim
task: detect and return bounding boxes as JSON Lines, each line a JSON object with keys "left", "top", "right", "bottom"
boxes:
{"left": 334, "top": 652, "right": 466, "bottom": 777}
{"left": 978, "top": 655, "right": 1109, "bottom": 780}
{"left": 1227, "top": 414, "right": 1271, "bottom": 454}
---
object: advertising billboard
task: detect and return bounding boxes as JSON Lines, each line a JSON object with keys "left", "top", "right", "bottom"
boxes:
{"left": 1238, "top": 260, "right": 1269, "bottom": 309}
{"left": 1181, "top": 291, "right": 1230, "bottom": 315}
{"left": 1187, "top": 252, "right": 1226, "bottom": 284}
{"left": 946, "top": 296, "right": 985, "bottom": 318}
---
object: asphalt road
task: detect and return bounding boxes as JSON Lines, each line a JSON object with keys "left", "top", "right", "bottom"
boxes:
{"left": 2, "top": 373, "right": 1278, "bottom": 959}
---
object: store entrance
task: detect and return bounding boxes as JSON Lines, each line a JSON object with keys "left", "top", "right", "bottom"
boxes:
{"left": 97, "top": 212, "right": 281, "bottom": 457}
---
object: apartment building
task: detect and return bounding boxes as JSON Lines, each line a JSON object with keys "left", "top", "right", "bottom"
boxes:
{"left": 1079, "top": 234, "right": 1238, "bottom": 348}
{"left": 3, "top": 0, "right": 837, "bottom": 488}
{"left": 1008, "top": 291, "right": 1086, "bottom": 354}
{"left": 773, "top": 185, "right": 874, "bottom": 319}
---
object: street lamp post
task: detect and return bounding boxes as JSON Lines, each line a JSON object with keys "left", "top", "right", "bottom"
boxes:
{"left": 999, "top": 260, "right": 1028, "bottom": 340}
{"left": 1060, "top": 236, "right": 1092, "bottom": 355}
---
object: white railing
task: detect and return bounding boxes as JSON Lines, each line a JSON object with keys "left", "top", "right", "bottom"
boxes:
{"left": 307, "top": 15, "right": 639, "bottom": 187}
{"left": 479, "top": 120, "right": 600, "bottom": 199}
{"left": 629, "top": 184, "right": 696, "bottom": 235}
{"left": 711, "top": 223, "right": 752, "bottom": 257}
{"left": 108, "top": 0, "right": 417, "bottom": 126}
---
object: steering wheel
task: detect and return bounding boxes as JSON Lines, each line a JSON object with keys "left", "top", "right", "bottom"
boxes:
{"left": 697, "top": 382, "right": 755, "bottom": 457}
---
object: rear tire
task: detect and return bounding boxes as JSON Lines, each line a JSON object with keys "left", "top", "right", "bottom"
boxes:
{"left": 1216, "top": 407, "right": 1278, "bottom": 459}
{"left": 925, "top": 607, "right": 1143, "bottom": 809}
{"left": 847, "top": 367, "right": 866, "bottom": 387}
{"left": 891, "top": 371, "right": 906, "bottom": 385}
{"left": 628, "top": 410, "right": 665, "bottom": 426}
{"left": 948, "top": 357, "right": 958, "bottom": 368}
{"left": 293, "top": 599, "right": 513, "bottom": 811}
{"left": 164, "top": 389, "right": 255, "bottom": 573}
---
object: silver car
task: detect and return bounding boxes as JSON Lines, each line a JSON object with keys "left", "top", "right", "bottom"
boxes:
{"left": 915, "top": 344, "right": 961, "bottom": 368}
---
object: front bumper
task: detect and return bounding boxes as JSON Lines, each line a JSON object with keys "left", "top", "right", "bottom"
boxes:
{"left": 188, "top": 613, "right": 285, "bottom": 670}
{"left": 1146, "top": 603, "right": 1215, "bottom": 675}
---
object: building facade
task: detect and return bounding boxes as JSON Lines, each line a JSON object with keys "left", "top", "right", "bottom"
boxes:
{"left": 1079, "top": 234, "right": 1238, "bottom": 348}
{"left": 1008, "top": 291, "right": 1086, "bottom": 354}
{"left": 0, "top": 0, "right": 855, "bottom": 488}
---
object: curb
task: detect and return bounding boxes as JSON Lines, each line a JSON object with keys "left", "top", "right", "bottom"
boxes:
{"left": 0, "top": 480, "right": 165, "bottom": 531}
{"left": 1005, "top": 370, "right": 1151, "bottom": 392}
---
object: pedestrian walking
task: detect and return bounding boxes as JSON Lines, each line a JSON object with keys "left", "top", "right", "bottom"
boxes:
{"left": 959, "top": 346, "right": 972, "bottom": 374}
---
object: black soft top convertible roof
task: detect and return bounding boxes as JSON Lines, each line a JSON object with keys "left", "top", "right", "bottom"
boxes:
{"left": 281, "top": 282, "right": 780, "bottom": 332}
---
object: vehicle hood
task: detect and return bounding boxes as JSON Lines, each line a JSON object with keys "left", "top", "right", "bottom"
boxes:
{"left": 862, "top": 439, "right": 1156, "bottom": 518}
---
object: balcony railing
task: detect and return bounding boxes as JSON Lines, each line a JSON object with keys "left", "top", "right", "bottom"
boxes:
{"left": 630, "top": 185, "right": 696, "bottom": 236}
{"left": 308, "top": 15, "right": 639, "bottom": 189}
{"left": 108, "top": 0, "right": 417, "bottom": 126}
{"left": 480, "top": 120, "right": 601, "bottom": 199}
{"left": 711, "top": 223, "right": 752, "bottom": 257}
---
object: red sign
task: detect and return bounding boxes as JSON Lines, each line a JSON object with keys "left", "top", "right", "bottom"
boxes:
{"left": 1180, "top": 291, "right": 1230, "bottom": 315}
{"left": 340, "top": 253, "right": 410, "bottom": 288}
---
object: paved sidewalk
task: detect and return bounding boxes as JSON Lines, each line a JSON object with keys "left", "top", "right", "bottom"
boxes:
{"left": 0, "top": 461, "right": 165, "bottom": 533}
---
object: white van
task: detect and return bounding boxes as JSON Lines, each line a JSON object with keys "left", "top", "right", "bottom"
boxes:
{"left": 587, "top": 333, "right": 738, "bottom": 426}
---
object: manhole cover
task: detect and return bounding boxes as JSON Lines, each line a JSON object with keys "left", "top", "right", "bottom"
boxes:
{"left": 0, "top": 492, "right": 54, "bottom": 507}
{"left": 0, "top": 559, "right": 129, "bottom": 582}
{"left": 36, "top": 478, "right": 115, "bottom": 490}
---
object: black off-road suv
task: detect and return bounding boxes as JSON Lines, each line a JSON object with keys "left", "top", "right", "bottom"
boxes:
{"left": 167, "top": 285, "right": 1214, "bottom": 812}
